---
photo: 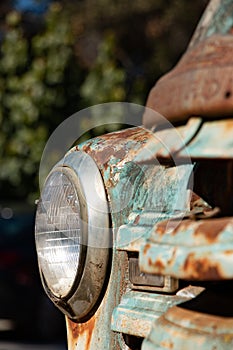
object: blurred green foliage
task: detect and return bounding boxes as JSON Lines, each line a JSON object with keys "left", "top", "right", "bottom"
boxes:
{"left": 81, "top": 33, "right": 126, "bottom": 105}
{"left": 0, "top": 0, "right": 208, "bottom": 202}
{"left": 0, "top": 4, "right": 80, "bottom": 201}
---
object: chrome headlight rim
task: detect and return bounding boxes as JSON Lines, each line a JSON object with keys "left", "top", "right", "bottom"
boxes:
{"left": 35, "top": 151, "right": 111, "bottom": 321}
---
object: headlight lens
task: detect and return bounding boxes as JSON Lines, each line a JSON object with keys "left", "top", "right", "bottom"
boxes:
{"left": 35, "top": 168, "right": 84, "bottom": 298}
{"left": 35, "top": 151, "right": 110, "bottom": 321}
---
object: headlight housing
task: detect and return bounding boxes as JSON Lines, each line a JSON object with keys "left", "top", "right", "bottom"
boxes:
{"left": 35, "top": 151, "right": 110, "bottom": 322}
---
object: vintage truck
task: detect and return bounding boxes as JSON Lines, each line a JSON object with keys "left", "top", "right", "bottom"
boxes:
{"left": 35, "top": 0, "right": 233, "bottom": 348}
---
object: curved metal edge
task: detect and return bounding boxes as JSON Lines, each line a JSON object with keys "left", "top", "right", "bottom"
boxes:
{"left": 142, "top": 305, "right": 233, "bottom": 350}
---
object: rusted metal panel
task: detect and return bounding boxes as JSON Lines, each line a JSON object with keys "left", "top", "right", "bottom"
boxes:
{"left": 142, "top": 305, "right": 233, "bottom": 350}
{"left": 66, "top": 316, "right": 96, "bottom": 350}
{"left": 115, "top": 161, "right": 193, "bottom": 252}
{"left": 64, "top": 126, "right": 195, "bottom": 349}
{"left": 75, "top": 127, "right": 194, "bottom": 232}
{"left": 177, "top": 119, "right": 233, "bottom": 159}
{"left": 140, "top": 217, "right": 233, "bottom": 280}
{"left": 136, "top": 118, "right": 233, "bottom": 163}
{"left": 77, "top": 126, "right": 152, "bottom": 171}
{"left": 134, "top": 117, "right": 202, "bottom": 163}
{"left": 111, "top": 287, "right": 204, "bottom": 339}
{"left": 150, "top": 217, "right": 233, "bottom": 245}
{"left": 116, "top": 190, "right": 211, "bottom": 252}
{"left": 66, "top": 126, "right": 193, "bottom": 349}
{"left": 145, "top": 34, "right": 233, "bottom": 126}
{"left": 116, "top": 213, "right": 185, "bottom": 253}
{"left": 76, "top": 126, "right": 155, "bottom": 228}
{"left": 144, "top": 0, "right": 233, "bottom": 127}
{"left": 65, "top": 250, "right": 129, "bottom": 350}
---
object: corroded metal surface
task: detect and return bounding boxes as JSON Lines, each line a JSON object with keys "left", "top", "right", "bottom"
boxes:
{"left": 76, "top": 126, "right": 154, "bottom": 227}
{"left": 116, "top": 211, "right": 185, "bottom": 253}
{"left": 64, "top": 126, "right": 195, "bottom": 348}
{"left": 66, "top": 126, "right": 178, "bottom": 349}
{"left": 66, "top": 316, "right": 96, "bottom": 350}
{"left": 77, "top": 127, "right": 152, "bottom": 171}
{"left": 116, "top": 162, "right": 193, "bottom": 252}
{"left": 116, "top": 190, "right": 211, "bottom": 252}
{"left": 140, "top": 217, "right": 233, "bottom": 280}
{"left": 145, "top": 34, "right": 233, "bottom": 125}
{"left": 142, "top": 305, "right": 233, "bottom": 350}
{"left": 144, "top": 0, "right": 233, "bottom": 127}
{"left": 136, "top": 118, "right": 233, "bottom": 163}
{"left": 75, "top": 126, "right": 193, "bottom": 228}
{"left": 111, "top": 287, "right": 204, "bottom": 339}
{"left": 177, "top": 119, "right": 233, "bottom": 159}
{"left": 65, "top": 249, "right": 129, "bottom": 350}
{"left": 135, "top": 117, "right": 202, "bottom": 162}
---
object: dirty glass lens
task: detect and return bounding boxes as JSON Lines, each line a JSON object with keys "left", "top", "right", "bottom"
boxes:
{"left": 35, "top": 170, "right": 82, "bottom": 298}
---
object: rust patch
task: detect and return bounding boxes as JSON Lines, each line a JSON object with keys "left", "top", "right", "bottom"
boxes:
{"left": 105, "top": 177, "right": 115, "bottom": 189}
{"left": 99, "top": 127, "right": 151, "bottom": 143}
{"left": 167, "top": 248, "right": 177, "bottom": 266}
{"left": 194, "top": 218, "right": 229, "bottom": 243}
{"left": 156, "top": 221, "right": 168, "bottom": 235}
{"left": 78, "top": 127, "right": 152, "bottom": 167}
{"left": 156, "top": 219, "right": 191, "bottom": 236}
{"left": 67, "top": 318, "right": 79, "bottom": 339}
{"left": 171, "top": 220, "right": 192, "bottom": 235}
{"left": 81, "top": 143, "right": 92, "bottom": 154}
{"left": 224, "top": 250, "right": 233, "bottom": 255}
{"left": 83, "top": 145, "right": 123, "bottom": 166}
{"left": 143, "top": 243, "right": 151, "bottom": 255}
{"left": 114, "top": 149, "right": 127, "bottom": 159}
{"left": 94, "top": 146, "right": 117, "bottom": 165}
{"left": 156, "top": 217, "right": 232, "bottom": 241}
{"left": 165, "top": 306, "right": 233, "bottom": 335}
{"left": 223, "top": 118, "right": 233, "bottom": 133}
{"left": 148, "top": 257, "right": 165, "bottom": 272}
{"left": 148, "top": 257, "right": 153, "bottom": 267}
{"left": 95, "top": 147, "right": 127, "bottom": 165}
{"left": 184, "top": 253, "right": 222, "bottom": 280}
{"left": 67, "top": 315, "right": 96, "bottom": 349}
{"left": 160, "top": 340, "right": 174, "bottom": 349}
{"left": 153, "top": 258, "right": 165, "bottom": 272}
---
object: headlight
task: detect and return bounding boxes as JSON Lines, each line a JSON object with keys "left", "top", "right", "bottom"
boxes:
{"left": 35, "top": 151, "right": 110, "bottom": 321}
{"left": 35, "top": 168, "right": 84, "bottom": 298}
